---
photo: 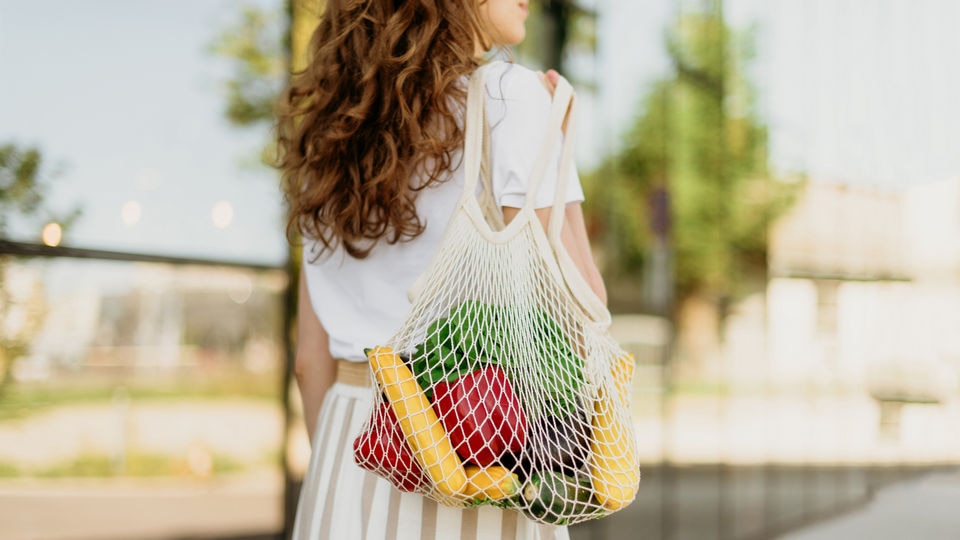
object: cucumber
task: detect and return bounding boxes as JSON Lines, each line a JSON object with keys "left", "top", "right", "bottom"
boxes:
{"left": 519, "top": 471, "right": 605, "bottom": 525}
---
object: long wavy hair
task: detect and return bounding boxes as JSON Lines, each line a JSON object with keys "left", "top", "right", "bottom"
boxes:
{"left": 275, "top": 0, "right": 489, "bottom": 258}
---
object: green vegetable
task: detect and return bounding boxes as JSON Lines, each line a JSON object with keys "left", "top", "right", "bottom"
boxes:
{"left": 408, "top": 300, "right": 585, "bottom": 416}
{"left": 530, "top": 308, "right": 584, "bottom": 416}
{"left": 409, "top": 301, "right": 494, "bottom": 399}
{"left": 409, "top": 317, "right": 456, "bottom": 398}
{"left": 519, "top": 471, "right": 604, "bottom": 525}
{"left": 448, "top": 301, "right": 502, "bottom": 362}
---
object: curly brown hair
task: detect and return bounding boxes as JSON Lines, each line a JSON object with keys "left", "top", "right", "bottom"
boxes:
{"left": 275, "top": 0, "right": 489, "bottom": 258}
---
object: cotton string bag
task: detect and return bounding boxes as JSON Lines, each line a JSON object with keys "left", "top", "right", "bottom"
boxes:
{"left": 352, "top": 64, "right": 640, "bottom": 526}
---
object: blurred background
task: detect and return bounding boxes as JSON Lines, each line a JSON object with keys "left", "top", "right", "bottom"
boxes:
{"left": 1, "top": 1, "right": 958, "bottom": 539}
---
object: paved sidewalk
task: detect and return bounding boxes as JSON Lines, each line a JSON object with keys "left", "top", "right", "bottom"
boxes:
{"left": 0, "top": 472, "right": 283, "bottom": 540}
{"left": 780, "top": 468, "right": 960, "bottom": 540}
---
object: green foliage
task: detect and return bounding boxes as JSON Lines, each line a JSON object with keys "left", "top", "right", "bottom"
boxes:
{"left": 0, "top": 143, "right": 81, "bottom": 390}
{"left": 0, "top": 145, "right": 43, "bottom": 233}
{"left": 0, "top": 375, "right": 280, "bottom": 422}
{"left": 209, "top": 4, "right": 287, "bottom": 127}
{"left": 0, "top": 143, "right": 81, "bottom": 237}
{"left": 0, "top": 460, "right": 21, "bottom": 477}
{"left": 0, "top": 451, "right": 243, "bottom": 479}
{"left": 33, "top": 451, "right": 242, "bottom": 478}
{"left": 584, "top": 11, "right": 800, "bottom": 308}
{"left": 1, "top": 145, "right": 51, "bottom": 235}
{"left": 515, "top": 1, "right": 596, "bottom": 80}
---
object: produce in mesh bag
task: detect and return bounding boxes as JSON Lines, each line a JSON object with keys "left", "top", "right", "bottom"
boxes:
{"left": 586, "top": 354, "right": 640, "bottom": 511}
{"left": 432, "top": 365, "right": 527, "bottom": 467}
{"left": 462, "top": 465, "right": 522, "bottom": 503}
{"left": 500, "top": 412, "right": 591, "bottom": 480}
{"left": 409, "top": 301, "right": 585, "bottom": 414}
{"left": 361, "top": 298, "right": 639, "bottom": 520}
{"left": 519, "top": 471, "right": 602, "bottom": 525}
{"left": 354, "top": 65, "right": 638, "bottom": 523}
{"left": 353, "top": 401, "right": 429, "bottom": 492}
{"left": 362, "top": 346, "right": 468, "bottom": 498}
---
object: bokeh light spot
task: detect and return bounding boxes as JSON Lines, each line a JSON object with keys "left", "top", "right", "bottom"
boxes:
{"left": 41, "top": 222, "right": 62, "bottom": 246}
{"left": 121, "top": 200, "right": 142, "bottom": 226}
{"left": 211, "top": 201, "right": 234, "bottom": 229}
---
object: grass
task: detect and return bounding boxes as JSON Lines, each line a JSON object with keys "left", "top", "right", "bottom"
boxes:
{"left": 0, "top": 450, "right": 247, "bottom": 479}
{"left": 0, "top": 460, "right": 21, "bottom": 478}
{"left": 0, "top": 371, "right": 282, "bottom": 422}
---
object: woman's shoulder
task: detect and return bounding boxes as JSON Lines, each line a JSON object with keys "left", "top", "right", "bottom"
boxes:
{"left": 480, "top": 61, "right": 552, "bottom": 128}
{"left": 481, "top": 61, "right": 551, "bottom": 105}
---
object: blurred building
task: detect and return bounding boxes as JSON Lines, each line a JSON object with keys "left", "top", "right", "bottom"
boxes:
{"left": 11, "top": 263, "right": 285, "bottom": 382}
{"left": 725, "top": 177, "right": 960, "bottom": 399}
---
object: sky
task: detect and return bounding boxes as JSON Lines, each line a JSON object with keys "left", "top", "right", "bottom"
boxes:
{"left": 0, "top": 0, "right": 285, "bottom": 264}
{"left": 1, "top": 0, "right": 959, "bottom": 266}
{"left": 746, "top": 0, "right": 960, "bottom": 187}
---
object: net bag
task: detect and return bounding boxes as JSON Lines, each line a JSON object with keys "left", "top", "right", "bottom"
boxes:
{"left": 352, "top": 65, "right": 640, "bottom": 526}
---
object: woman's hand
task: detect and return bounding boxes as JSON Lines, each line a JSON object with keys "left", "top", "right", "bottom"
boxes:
{"left": 536, "top": 69, "right": 570, "bottom": 131}
{"left": 536, "top": 69, "right": 561, "bottom": 95}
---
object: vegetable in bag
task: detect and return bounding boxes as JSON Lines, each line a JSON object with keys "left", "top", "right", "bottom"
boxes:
{"left": 520, "top": 471, "right": 602, "bottom": 525}
{"left": 409, "top": 301, "right": 503, "bottom": 399}
{"left": 353, "top": 401, "right": 429, "bottom": 492}
{"left": 433, "top": 365, "right": 527, "bottom": 467}
{"left": 353, "top": 67, "right": 640, "bottom": 524}
{"left": 501, "top": 412, "right": 591, "bottom": 479}
{"left": 365, "top": 346, "right": 468, "bottom": 498}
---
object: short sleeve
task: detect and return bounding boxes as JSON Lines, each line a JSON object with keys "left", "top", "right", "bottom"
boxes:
{"left": 483, "top": 62, "right": 584, "bottom": 209}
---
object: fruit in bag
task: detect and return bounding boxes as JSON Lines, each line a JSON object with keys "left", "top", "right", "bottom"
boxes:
{"left": 462, "top": 465, "right": 521, "bottom": 502}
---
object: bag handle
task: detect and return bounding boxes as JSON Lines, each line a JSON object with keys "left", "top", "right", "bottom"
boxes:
{"left": 461, "top": 65, "right": 492, "bottom": 202}
{"left": 546, "top": 81, "right": 576, "bottom": 242}
{"left": 525, "top": 78, "right": 575, "bottom": 219}
{"left": 462, "top": 65, "right": 576, "bottom": 223}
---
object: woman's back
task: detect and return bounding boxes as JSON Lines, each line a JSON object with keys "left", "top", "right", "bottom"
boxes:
{"left": 283, "top": 3, "right": 597, "bottom": 538}
{"left": 301, "top": 61, "right": 584, "bottom": 362}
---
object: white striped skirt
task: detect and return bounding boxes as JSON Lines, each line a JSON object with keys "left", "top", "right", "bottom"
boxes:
{"left": 291, "top": 380, "right": 570, "bottom": 540}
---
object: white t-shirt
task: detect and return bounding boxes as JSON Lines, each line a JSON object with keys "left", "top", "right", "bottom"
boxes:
{"left": 302, "top": 61, "right": 584, "bottom": 361}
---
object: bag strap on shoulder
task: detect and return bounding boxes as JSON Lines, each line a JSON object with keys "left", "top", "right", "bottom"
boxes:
{"left": 463, "top": 64, "right": 576, "bottom": 236}
{"left": 462, "top": 65, "right": 492, "bottom": 201}
{"left": 524, "top": 78, "right": 574, "bottom": 215}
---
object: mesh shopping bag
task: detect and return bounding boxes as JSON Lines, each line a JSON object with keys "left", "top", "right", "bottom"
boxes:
{"left": 352, "top": 65, "right": 640, "bottom": 526}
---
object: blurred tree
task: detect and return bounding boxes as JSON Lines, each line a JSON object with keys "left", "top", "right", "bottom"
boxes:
{"left": 583, "top": 4, "right": 799, "bottom": 323}
{"left": 209, "top": 4, "right": 287, "bottom": 127}
{"left": 209, "top": 1, "right": 322, "bottom": 124}
{"left": 517, "top": 0, "right": 596, "bottom": 82}
{"left": 1, "top": 145, "right": 55, "bottom": 235}
{"left": 212, "top": 2, "right": 325, "bottom": 535}
{"left": 0, "top": 143, "right": 80, "bottom": 389}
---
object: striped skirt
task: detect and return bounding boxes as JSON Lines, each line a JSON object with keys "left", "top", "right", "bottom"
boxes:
{"left": 291, "top": 380, "right": 570, "bottom": 540}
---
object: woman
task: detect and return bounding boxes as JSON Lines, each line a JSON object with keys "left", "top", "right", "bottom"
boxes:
{"left": 275, "top": 1, "right": 607, "bottom": 538}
